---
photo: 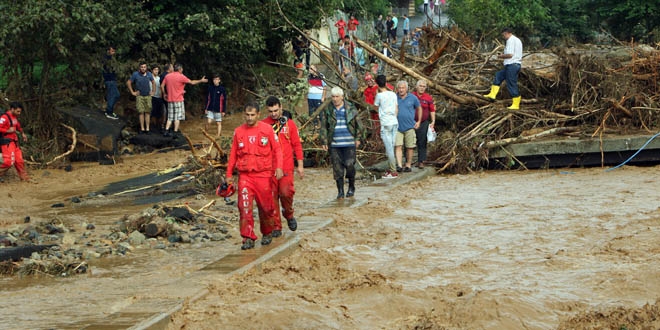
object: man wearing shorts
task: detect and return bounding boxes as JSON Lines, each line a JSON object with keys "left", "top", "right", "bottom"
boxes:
{"left": 127, "top": 62, "right": 155, "bottom": 134}
{"left": 395, "top": 80, "right": 421, "bottom": 172}
{"left": 204, "top": 74, "right": 227, "bottom": 137}
{"left": 160, "top": 63, "right": 207, "bottom": 137}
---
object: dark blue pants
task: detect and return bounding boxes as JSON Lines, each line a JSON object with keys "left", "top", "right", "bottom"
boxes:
{"left": 104, "top": 80, "right": 120, "bottom": 115}
{"left": 493, "top": 63, "right": 521, "bottom": 97}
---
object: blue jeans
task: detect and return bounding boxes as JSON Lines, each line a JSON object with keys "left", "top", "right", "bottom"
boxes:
{"left": 380, "top": 124, "right": 398, "bottom": 172}
{"left": 493, "top": 63, "right": 521, "bottom": 97}
{"left": 308, "top": 98, "right": 322, "bottom": 125}
{"left": 105, "top": 80, "right": 120, "bottom": 115}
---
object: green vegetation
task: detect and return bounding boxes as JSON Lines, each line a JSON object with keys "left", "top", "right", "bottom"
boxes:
{"left": 447, "top": 0, "right": 660, "bottom": 46}
{"left": 0, "top": 0, "right": 657, "bottom": 143}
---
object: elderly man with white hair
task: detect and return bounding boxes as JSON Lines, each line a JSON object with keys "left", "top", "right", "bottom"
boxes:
{"left": 319, "top": 87, "right": 364, "bottom": 199}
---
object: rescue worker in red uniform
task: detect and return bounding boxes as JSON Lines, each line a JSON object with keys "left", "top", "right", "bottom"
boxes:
{"left": 0, "top": 102, "right": 29, "bottom": 182}
{"left": 226, "top": 102, "right": 284, "bottom": 250}
{"left": 262, "top": 96, "right": 304, "bottom": 238}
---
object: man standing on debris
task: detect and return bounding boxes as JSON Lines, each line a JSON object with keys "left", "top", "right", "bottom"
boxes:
{"left": 262, "top": 96, "right": 303, "bottom": 238}
{"left": 102, "top": 46, "right": 120, "bottom": 120}
{"left": 226, "top": 102, "right": 283, "bottom": 250}
{"left": 395, "top": 80, "right": 422, "bottom": 173}
{"left": 0, "top": 102, "right": 29, "bottom": 182}
{"left": 412, "top": 79, "right": 436, "bottom": 169}
{"left": 127, "top": 62, "right": 156, "bottom": 134}
{"left": 160, "top": 63, "right": 207, "bottom": 137}
{"left": 320, "top": 87, "right": 364, "bottom": 199}
{"left": 483, "top": 27, "right": 523, "bottom": 110}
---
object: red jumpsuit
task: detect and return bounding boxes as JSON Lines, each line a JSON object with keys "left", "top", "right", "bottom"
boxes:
{"left": 226, "top": 122, "right": 283, "bottom": 241}
{"left": 335, "top": 19, "right": 346, "bottom": 39}
{"left": 0, "top": 112, "right": 28, "bottom": 180}
{"left": 261, "top": 116, "right": 303, "bottom": 230}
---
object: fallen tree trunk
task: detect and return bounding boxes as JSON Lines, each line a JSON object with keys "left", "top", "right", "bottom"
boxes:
{"left": 485, "top": 127, "right": 577, "bottom": 149}
{"left": 0, "top": 245, "right": 55, "bottom": 262}
{"left": 355, "top": 38, "right": 488, "bottom": 106}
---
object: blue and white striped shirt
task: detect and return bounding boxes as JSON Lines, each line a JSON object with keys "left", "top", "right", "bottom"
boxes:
{"left": 331, "top": 105, "right": 355, "bottom": 147}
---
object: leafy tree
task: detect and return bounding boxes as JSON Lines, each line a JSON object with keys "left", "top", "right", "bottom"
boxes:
{"left": 588, "top": 0, "right": 660, "bottom": 42}
{"left": 0, "top": 0, "right": 143, "bottom": 136}
{"left": 446, "top": 0, "right": 549, "bottom": 42}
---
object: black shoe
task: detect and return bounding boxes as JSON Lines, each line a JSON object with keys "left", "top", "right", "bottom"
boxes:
{"left": 261, "top": 234, "right": 272, "bottom": 245}
{"left": 105, "top": 113, "right": 119, "bottom": 120}
{"left": 287, "top": 217, "right": 297, "bottom": 231}
{"left": 241, "top": 238, "right": 255, "bottom": 250}
{"left": 163, "top": 131, "right": 171, "bottom": 137}
{"left": 138, "top": 130, "right": 144, "bottom": 135}
{"left": 172, "top": 131, "right": 179, "bottom": 139}
{"left": 396, "top": 166, "right": 403, "bottom": 173}
{"left": 145, "top": 130, "right": 151, "bottom": 135}
{"left": 271, "top": 230, "right": 282, "bottom": 238}
{"left": 403, "top": 167, "right": 412, "bottom": 172}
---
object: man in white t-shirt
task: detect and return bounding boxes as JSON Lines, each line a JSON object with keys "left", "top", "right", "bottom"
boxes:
{"left": 483, "top": 27, "right": 523, "bottom": 110}
{"left": 373, "top": 74, "right": 399, "bottom": 178}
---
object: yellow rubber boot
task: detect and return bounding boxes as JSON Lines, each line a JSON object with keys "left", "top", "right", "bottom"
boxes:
{"left": 483, "top": 85, "right": 500, "bottom": 100}
{"left": 507, "top": 96, "right": 521, "bottom": 110}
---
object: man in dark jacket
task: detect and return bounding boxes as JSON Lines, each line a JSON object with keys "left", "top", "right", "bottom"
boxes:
{"left": 319, "top": 87, "right": 363, "bottom": 199}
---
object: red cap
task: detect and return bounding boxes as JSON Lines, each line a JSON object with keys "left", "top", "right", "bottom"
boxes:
{"left": 364, "top": 73, "right": 374, "bottom": 81}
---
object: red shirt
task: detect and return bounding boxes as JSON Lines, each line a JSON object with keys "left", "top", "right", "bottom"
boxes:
{"left": 364, "top": 84, "right": 394, "bottom": 105}
{"left": 227, "top": 122, "right": 283, "bottom": 179}
{"left": 412, "top": 91, "right": 436, "bottom": 122}
{"left": 0, "top": 112, "right": 22, "bottom": 141}
{"left": 161, "top": 71, "right": 191, "bottom": 102}
{"left": 363, "top": 85, "right": 378, "bottom": 105}
{"left": 348, "top": 18, "right": 359, "bottom": 31}
{"left": 262, "top": 116, "right": 303, "bottom": 172}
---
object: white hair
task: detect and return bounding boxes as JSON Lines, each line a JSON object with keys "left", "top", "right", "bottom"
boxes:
{"left": 416, "top": 79, "right": 428, "bottom": 87}
{"left": 330, "top": 86, "right": 344, "bottom": 97}
{"left": 397, "top": 80, "right": 408, "bottom": 89}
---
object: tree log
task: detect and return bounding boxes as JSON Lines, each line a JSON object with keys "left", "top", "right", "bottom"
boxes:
{"left": 144, "top": 219, "right": 170, "bottom": 238}
{"left": 0, "top": 245, "right": 55, "bottom": 262}
{"left": 355, "top": 38, "right": 487, "bottom": 106}
{"left": 485, "top": 127, "right": 577, "bottom": 149}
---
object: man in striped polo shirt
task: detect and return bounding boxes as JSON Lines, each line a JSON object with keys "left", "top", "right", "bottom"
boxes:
{"left": 319, "top": 87, "right": 364, "bottom": 199}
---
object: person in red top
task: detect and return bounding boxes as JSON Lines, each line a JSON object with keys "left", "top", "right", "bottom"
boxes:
{"left": 411, "top": 79, "right": 436, "bottom": 169}
{"left": 160, "top": 63, "right": 207, "bottom": 137}
{"left": 363, "top": 73, "right": 395, "bottom": 132}
{"left": 226, "top": 102, "right": 284, "bottom": 250}
{"left": 334, "top": 18, "right": 347, "bottom": 39}
{"left": 348, "top": 15, "right": 360, "bottom": 37}
{"left": 0, "top": 102, "right": 29, "bottom": 182}
{"left": 262, "top": 96, "right": 304, "bottom": 237}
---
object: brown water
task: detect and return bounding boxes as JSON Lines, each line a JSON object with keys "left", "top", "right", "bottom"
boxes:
{"left": 3, "top": 136, "right": 660, "bottom": 329}
{"left": 168, "top": 166, "right": 660, "bottom": 330}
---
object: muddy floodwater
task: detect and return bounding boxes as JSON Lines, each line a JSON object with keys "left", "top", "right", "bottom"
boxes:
{"left": 2, "top": 144, "right": 660, "bottom": 329}
{"left": 169, "top": 166, "right": 660, "bottom": 330}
